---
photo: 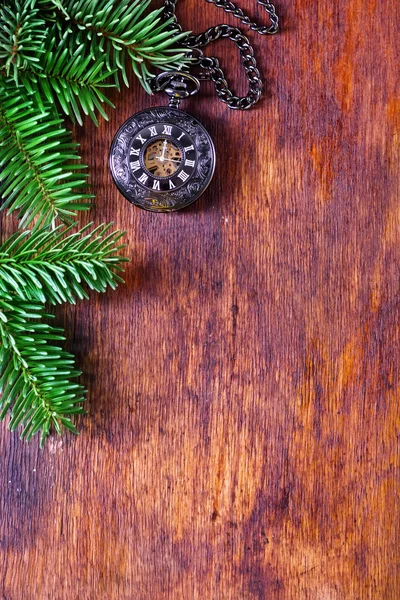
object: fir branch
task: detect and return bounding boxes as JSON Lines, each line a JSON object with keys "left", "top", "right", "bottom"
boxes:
{"left": 0, "top": 0, "right": 48, "bottom": 83}
{"left": 18, "top": 34, "right": 116, "bottom": 125}
{"left": 0, "top": 80, "right": 92, "bottom": 229}
{"left": 0, "top": 223, "right": 128, "bottom": 304}
{"left": 38, "top": 0, "right": 190, "bottom": 92}
{"left": 0, "top": 297, "right": 85, "bottom": 447}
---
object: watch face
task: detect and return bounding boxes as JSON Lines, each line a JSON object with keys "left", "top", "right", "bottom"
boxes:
{"left": 143, "top": 138, "right": 182, "bottom": 178}
{"left": 109, "top": 107, "right": 215, "bottom": 212}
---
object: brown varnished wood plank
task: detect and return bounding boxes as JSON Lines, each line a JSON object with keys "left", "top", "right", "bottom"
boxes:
{"left": 1, "top": 0, "right": 400, "bottom": 598}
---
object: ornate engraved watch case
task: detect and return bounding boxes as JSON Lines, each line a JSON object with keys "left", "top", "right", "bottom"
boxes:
{"left": 109, "top": 106, "right": 215, "bottom": 212}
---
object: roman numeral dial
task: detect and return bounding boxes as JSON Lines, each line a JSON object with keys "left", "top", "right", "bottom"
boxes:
{"left": 128, "top": 122, "right": 197, "bottom": 193}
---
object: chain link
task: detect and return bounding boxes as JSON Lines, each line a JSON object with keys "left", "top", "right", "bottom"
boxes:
{"left": 161, "top": 0, "right": 279, "bottom": 110}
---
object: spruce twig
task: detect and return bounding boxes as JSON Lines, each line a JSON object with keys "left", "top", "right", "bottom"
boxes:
{"left": 0, "top": 0, "right": 48, "bottom": 83}
{"left": 18, "top": 35, "right": 117, "bottom": 125}
{"left": 0, "top": 80, "right": 92, "bottom": 229}
{"left": 0, "top": 223, "right": 128, "bottom": 304}
{"left": 38, "top": 0, "right": 190, "bottom": 92}
{"left": 0, "top": 298, "right": 85, "bottom": 447}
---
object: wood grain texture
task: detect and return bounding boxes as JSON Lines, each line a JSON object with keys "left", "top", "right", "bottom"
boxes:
{"left": 1, "top": 1, "right": 400, "bottom": 598}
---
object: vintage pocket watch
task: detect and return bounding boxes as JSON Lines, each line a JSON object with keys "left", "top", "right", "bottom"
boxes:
{"left": 109, "top": 74, "right": 216, "bottom": 213}
{"left": 109, "top": 0, "right": 279, "bottom": 212}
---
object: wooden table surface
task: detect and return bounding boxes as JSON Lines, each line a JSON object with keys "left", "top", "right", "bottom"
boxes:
{"left": 1, "top": 1, "right": 400, "bottom": 598}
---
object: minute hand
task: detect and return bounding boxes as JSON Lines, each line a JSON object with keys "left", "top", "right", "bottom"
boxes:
{"left": 156, "top": 157, "right": 181, "bottom": 163}
{"left": 159, "top": 140, "right": 168, "bottom": 162}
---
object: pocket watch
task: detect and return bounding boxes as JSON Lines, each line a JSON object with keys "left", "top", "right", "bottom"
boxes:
{"left": 109, "top": 74, "right": 216, "bottom": 213}
{"left": 109, "top": 0, "right": 279, "bottom": 212}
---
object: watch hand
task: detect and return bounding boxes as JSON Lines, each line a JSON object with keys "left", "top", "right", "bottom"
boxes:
{"left": 159, "top": 140, "right": 168, "bottom": 162}
{"left": 155, "top": 157, "right": 181, "bottom": 163}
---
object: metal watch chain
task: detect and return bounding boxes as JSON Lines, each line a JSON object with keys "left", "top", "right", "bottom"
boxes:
{"left": 152, "top": 0, "right": 279, "bottom": 110}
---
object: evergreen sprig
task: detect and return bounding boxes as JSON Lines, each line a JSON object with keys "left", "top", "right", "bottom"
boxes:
{"left": 0, "top": 223, "right": 128, "bottom": 305}
{"left": 0, "top": 0, "right": 48, "bottom": 83}
{"left": 19, "top": 34, "right": 117, "bottom": 125}
{"left": 0, "top": 80, "right": 92, "bottom": 229}
{"left": 0, "top": 297, "right": 85, "bottom": 447}
{"left": 38, "top": 0, "right": 190, "bottom": 92}
{"left": 0, "top": 0, "right": 189, "bottom": 445}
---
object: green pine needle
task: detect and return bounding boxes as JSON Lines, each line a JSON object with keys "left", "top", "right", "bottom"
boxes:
{"left": 0, "top": 297, "right": 86, "bottom": 447}
{"left": 0, "top": 80, "right": 92, "bottom": 229}
{"left": 0, "top": 222, "right": 128, "bottom": 304}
